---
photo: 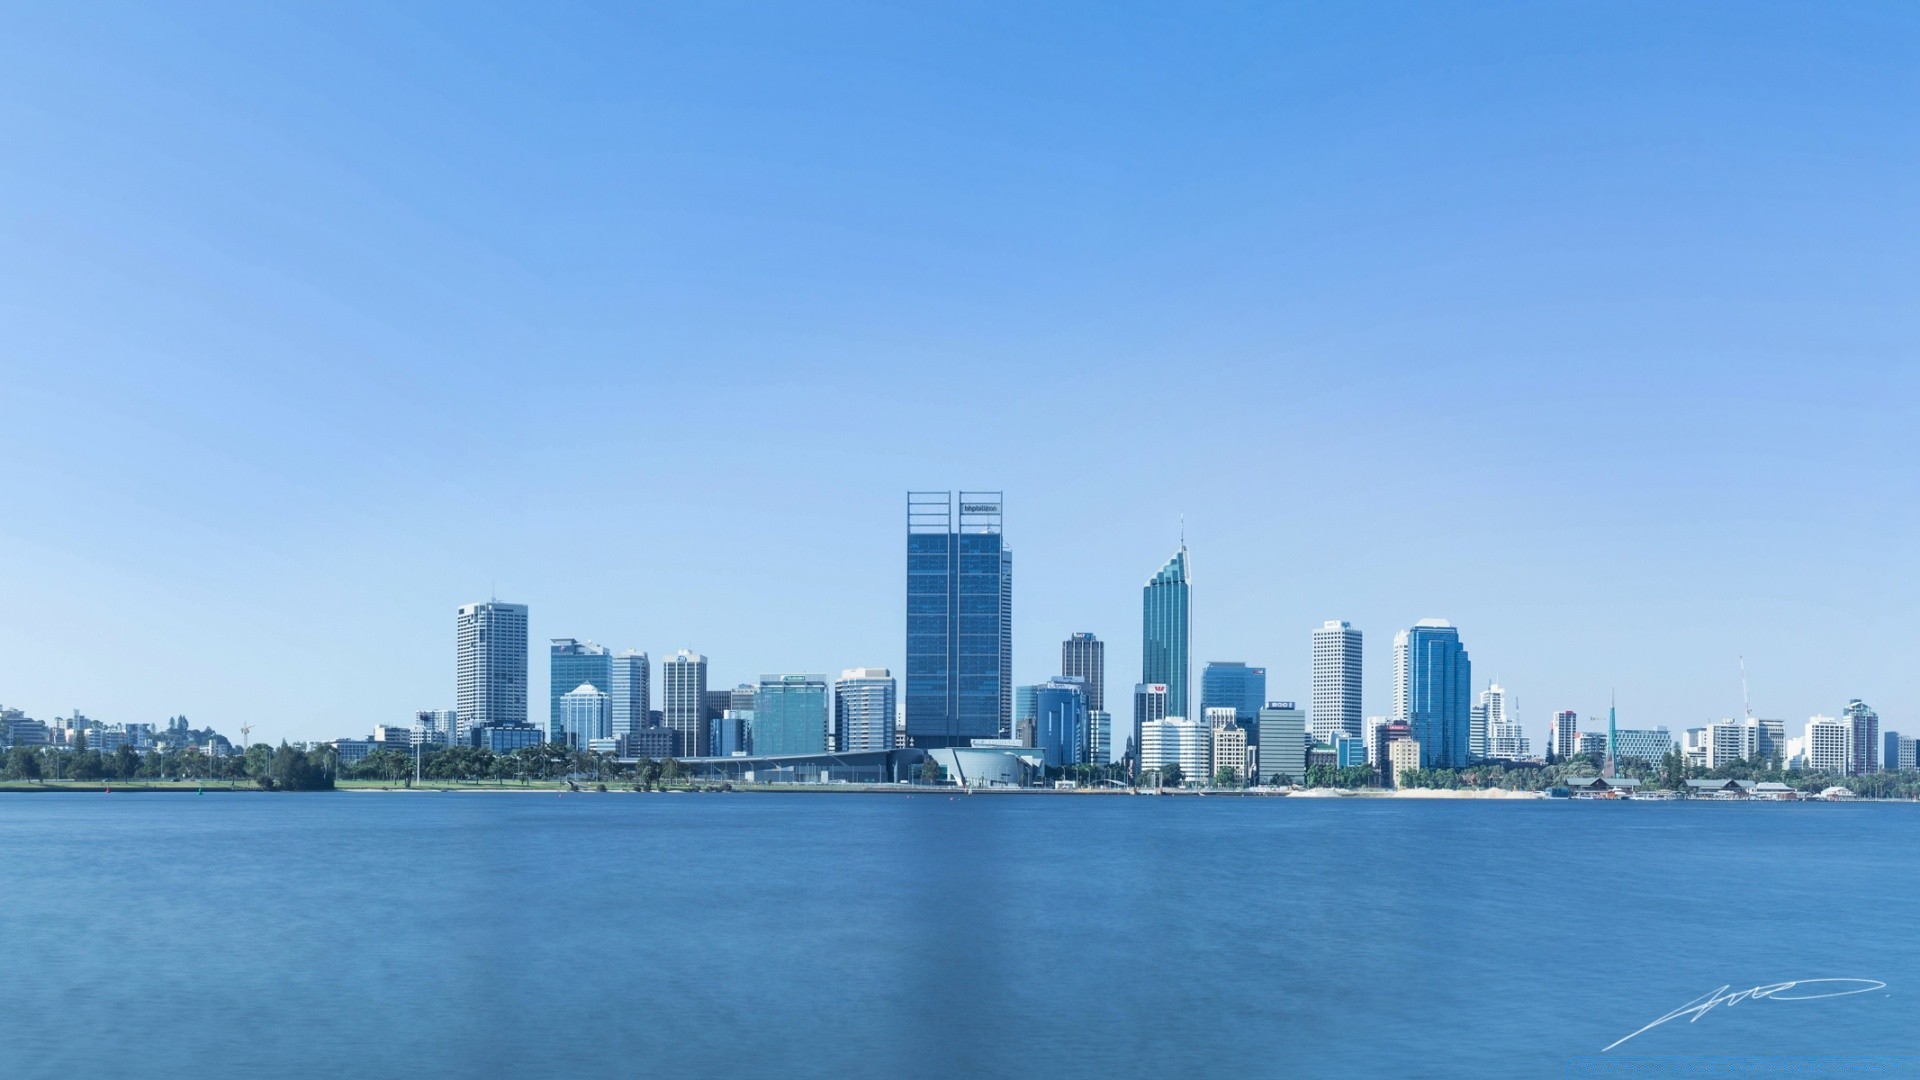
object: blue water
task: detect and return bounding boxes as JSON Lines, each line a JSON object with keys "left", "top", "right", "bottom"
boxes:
{"left": 1, "top": 792, "right": 1913, "bottom": 1078}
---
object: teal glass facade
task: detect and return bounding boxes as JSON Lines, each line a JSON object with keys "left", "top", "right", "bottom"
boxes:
{"left": 1200, "top": 661, "right": 1266, "bottom": 725}
{"left": 753, "top": 675, "right": 829, "bottom": 757}
{"left": 1142, "top": 547, "right": 1191, "bottom": 718}
{"left": 1397, "top": 622, "right": 1472, "bottom": 768}
{"left": 550, "top": 639, "right": 611, "bottom": 744}
{"left": 1031, "top": 676, "right": 1089, "bottom": 768}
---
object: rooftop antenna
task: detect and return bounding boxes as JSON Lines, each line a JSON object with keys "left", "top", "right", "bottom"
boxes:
{"left": 1739, "top": 656, "right": 1753, "bottom": 721}
{"left": 1179, "top": 513, "right": 1185, "bottom": 548}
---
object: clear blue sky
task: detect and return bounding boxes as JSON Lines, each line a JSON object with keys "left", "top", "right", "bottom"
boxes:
{"left": 1, "top": 2, "right": 1914, "bottom": 749}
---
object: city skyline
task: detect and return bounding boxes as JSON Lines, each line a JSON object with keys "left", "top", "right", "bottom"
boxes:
{"left": 2, "top": 6, "right": 1914, "bottom": 752}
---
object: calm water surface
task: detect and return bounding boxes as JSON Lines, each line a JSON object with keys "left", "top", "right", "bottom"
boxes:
{"left": 2, "top": 792, "right": 1913, "bottom": 1077}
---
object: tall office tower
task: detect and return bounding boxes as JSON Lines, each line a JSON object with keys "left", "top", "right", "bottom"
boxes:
{"left": 1131, "top": 682, "right": 1169, "bottom": 773}
{"left": 611, "top": 651, "right": 650, "bottom": 744}
{"left": 1472, "top": 683, "right": 1511, "bottom": 761}
{"left": 835, "top": 668, "right": 897, "bottom": 752}
{"left": 558, "top": 683, "right": 611, "bottom": 748}
{"left": 456, "top": 600, "right": 529, "bottom": 732}
{"left": 661, "top": 650, "right": 710, "bottom": 757}
{"left": 1393, "top": 619, "right": 1472, "bottom": 768}
{"left": 704, "top": 690, "right": 733, "bottom": 726}
{"left": 1062, "top": 633, "right": 1106, "bottom": 714}
{"left": 1142, "top": 546, "right": 1192, "bottom": 719}
{"left": 1844, "top": 699, "right": 1879, "bottom": 776}
{"left": 1310, "top": 621, "right": 1363, "bottom": 743}
{"left": 1200, "top": 662, "right": 1266, "bottom": 725}
{"left": 1469, "top": 704, "right": 1489, "bottom": 761}
{"left": 1806, "top": 715, "right": 1851, "bottom": 774}
{"left": 905, "top": 491, "right": 1012, "bottom": 748}
{"left": 1256, "top": 702, "right": 1307, "bottom": 783}
{"left": 1031, "top": 676, "right": 1090, "bottom": 768}
{"left": 1089, "top": 710, "right": 1111, "bottom": 765}
{"left": 1553, "top": 709, "right": 1578, "bottom": 761}
{"left": 754, "top": 674, "right": 830, "bottom": 756}
{"left": 549, "top": 639, "right": 612, "bottom": 743}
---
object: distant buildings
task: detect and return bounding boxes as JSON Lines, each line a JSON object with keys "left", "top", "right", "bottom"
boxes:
{"left": 1612, "top": 728, "right": 1674, "bottom": 764}
{"left": 1139, "top": 716, "right": 1207, "bottom": 783}
{"left": 1805, "top": 715, "right": 1850, "bottom": 774}
{"left": 753, "top": 674, "right": 829, "bottom": 757}
{"left": 414, "top": 709, "right": 458, "bottom": 748}
{"left": 1553, "top": 710, "right": 1578, "bottom": 761}
{"left": 662, "top": 650, "right": 710, "bottom": 757}
{"left": 1142, "top": 546, "right": 1191, "bottom": 719}
{"left": 1131, "top": 682, "right": 1168, "bottom": 771}
{"left": 1256, "top": 702, "right": 1306, "bottom": 784}
{"left": 1845, "top": 699, "right": 1879, "bottom": 776}
{"left": 1209, "top": 711, "right": 1247, "bottom": 783}
{"left": 559, "top": 683, "right": 611, "bottom": 748}
{"left": 835, "top": 668, "right": 896, "bottom": 752}
{"left": 1200, "top": 662, "right": 1265, "bottom": 726}
{"left": 905, "top": 491, "right": 1012, "bottom": 748}
{"left": 1311, "top": 621, "right": 1363, "bottom": 743}
{"left": 549, "top": 639, "right": 612, "bottom": 744}
{"left": 1061, "top": 633, "right": 1105, "bottom": 715}
{"left": 611, "top": 651, "right": 650, "bottom": 748}
{"left": 1031, "top": 676, "right": 1090, "bottom": 768}
{"left": 1089, "top": 710, "right": 1111, "bottom": 766}
{"left": 1386, "top": 736, "right": 1422, "bottom": 788}
{"left": 1480, "top": 685, "right": 1530, "bottom": 760}
{"left": 1393, "top": 620, "right": 1471, "bottom": 768}
{"left": 457, "top": 600, "right": 528, "bottom": 731}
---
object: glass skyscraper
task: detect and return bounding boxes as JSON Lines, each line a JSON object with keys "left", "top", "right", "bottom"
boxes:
{"left": 1142, "top": 546, "right": 1191, "bottom": 719}
{"left": 456, "top": 600, "right": 528, "bottom": 732}
{"left": 662, "top": 649, "right": 709, "bottom": 757}
{"left": 559, "top": 683, "right": 611, "bottom": 748}
{"left": 1393, "top": 619, "right": 1472, "bottom": 768}
{"left": 1031, "top": 675, "right": 1089, "bottom": 768}
{"left": 905, "top": 491, "right": 1011, "bottom": 748}
{"left": 754, "top": 674, "right": 830, "bottom": 756}
{"left": 1200, "top": 661, "right": 1265, "bottom": 725}
{"left": 549, "top": 639, "right": 612, "bottom": 744}
{"left": 611, "top": 650, "right": 650, "bottom": 745}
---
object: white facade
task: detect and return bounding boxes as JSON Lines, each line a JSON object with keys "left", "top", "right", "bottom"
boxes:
{"left": 1140, "top": 717, "right": 1209, "bottom": 784}
{"left": 1311, "top": 621, "right": 1363, "bottom": 743}
{"left": 1487, "top": 720, "right": 1531, "bottom": 760}
{"left": 1211, "top": 716, "right": 1247, "bottom": 783}
{"left": 661, "top": 650, "right": 709, "bottom": 757}
{"left": 1706, "top": 720, "right": 1753, "bottom": 769}
{"left": 1364, "top": 716, "right": 1392, "bottom": 765}
{"left": 834, "top": 668, "right": 897, "bottom": 752}
{"left": 456, "top": 600, "right": 528, "bottom": 731}
{"left": 413, "top": 709, "right": 458, "bottom": 748}
{"left": 1805, "top": 716, "right": 1851, "bottom": 775}
{"left": 1553, "top": 710, "right": 1579, "bottom": 761}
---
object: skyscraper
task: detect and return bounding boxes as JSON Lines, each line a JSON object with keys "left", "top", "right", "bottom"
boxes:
{"left": 1310, "top": 621, "right": 1363, "bottom": 744}
{"left": 1393, "top": 619, "right": 1471, "bottom": 768}
{"left": 835, "top": 668, "right": 897, "bottom": 752}
{"left": 1474, "top": 683, "right": 1512, "bottom": 762}
{"left": 456, "top": 600, "right": 528, "bottom": 732}
{"left": 1553, "top": 709, "right": 1578, "bottom": 761}
{"left": 1256, "top": 702, "right": 1307, "bottom": 784}
{"left": 549, "top": 639, "right": 612, "bottom": 744}
{"left": 611, "top": 650, "right": 650, "bottom": 745}
{"left": 754, "top": 674, "right": 830, "bottom": 756}
{"left": 661, "top": 650, "right": 709, "bottom": 757}
{"left": 1845, "top": 699, "right": 1879, "bottom": 776}
{"left": 905, "top": 491, "right": 1012, "bottom": 747}
{"left": 1031, "top": 676, "right": 1090, "bottom": 768}
{"left": 1200, "top": 662, "right": 1266, "bottom": 725}
{"left": 559, "top": 683, "right": 611, "bottom": 748}
{"left": 1142, "top": 546, "right": 1191, "bottom": 719}
{"left": 1061, "top": 633, "right": 1105, "bottom": 714}
{"left": 1130, "top": 682, "right": 1169, "bottom": 772}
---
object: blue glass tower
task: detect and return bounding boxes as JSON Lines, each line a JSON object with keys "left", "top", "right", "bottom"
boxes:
{"left": 752, "top": 674, "right": 829, "bottom": 756}
{"left": 1393, "top": 620, "right": 1472, "bottom": 768}
{"left": 1200, "top": 662, "right": 1266, "bottom": 725}
{"left": 906, "top": 492, "right": 1011, "bottom": 748}
{"left": 1031, "top": 676, "right": 1089, "bottom": 768}
{"left": 1142, "top": 546, "right": 1191, "bottom": 718}
{"left": 550, "top": 639, "right": 611, "bottom": 744}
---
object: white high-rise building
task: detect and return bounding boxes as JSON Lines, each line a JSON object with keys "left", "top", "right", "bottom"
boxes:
{"left": 456, "top": 600, "right": 528, "bottom": 732}
{"left": 1140, "top": 716, "right": 1209, "bottom": 785}
{"left": 662, "top": 650, "right": 709, "bottom": 757}
{"left": 559, "top": 683, "right": 612, "bottom": 748}
{"left": 1805, "top": 715, "right": 1851, "bottom": 775}
{"left": 835, "top": 668, "right": 897, "bottom": 752}
{"left": 414, "top": 709, "right": 458, "bottom": 748}
{"left": 611, "top": 651, "right": 650, "bottom": 745}
{"left": 1311, "top": 621, "right": 1363, "bottom": 743}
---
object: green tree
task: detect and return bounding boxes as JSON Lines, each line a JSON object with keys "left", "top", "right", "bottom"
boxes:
{"left": 1160, "top": 762, "right": 1184, "bottom": 788}
{"left": 4, "top": 745, "right": 42, "bottom": 780}
{"left": 660, "top": 758, "right": 686, "bottom": 787}
{"left": 1213, "top": 766, "right": 1240, "bottom": 788}
{"left": 267, "top": 746, "right": 334, "bottom": 791}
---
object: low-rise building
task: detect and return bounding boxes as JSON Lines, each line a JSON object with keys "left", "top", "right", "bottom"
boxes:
{"left": 1386, "top": 737, "right": 1421, "bottom": 788}
{"left": 1210, "top": 716, "right": 1247, "bottom": 784}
